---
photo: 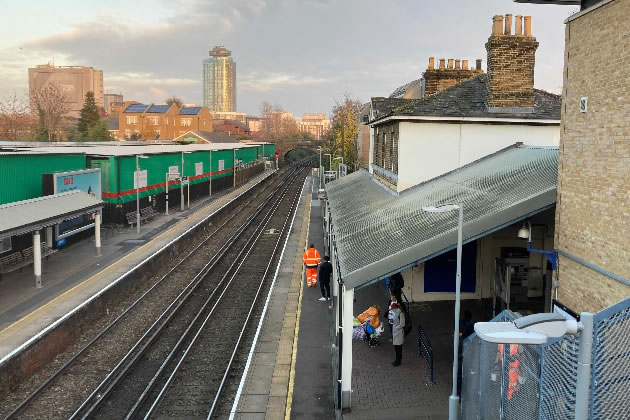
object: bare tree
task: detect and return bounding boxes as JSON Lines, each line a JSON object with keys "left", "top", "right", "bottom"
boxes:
{"left": 0, "top": 92, "right": 31, "bottom": 141}
{"left": 31, "top": 83, "right": 70, "bottom": 142}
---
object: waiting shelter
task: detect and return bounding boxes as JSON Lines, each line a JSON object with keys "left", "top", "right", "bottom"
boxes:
{"left": 0, "top": 191, "right": 104, "bottom": 288}
{"left": 324, "top": 144, "right": 559, "bottom": 409}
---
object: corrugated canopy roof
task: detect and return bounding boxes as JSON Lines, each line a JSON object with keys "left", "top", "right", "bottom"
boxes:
{"left": 326, "top": 144, "right": 558, "bottom": 289}
{"left": 0, "top": 191, "right": 104, "bottom": 240}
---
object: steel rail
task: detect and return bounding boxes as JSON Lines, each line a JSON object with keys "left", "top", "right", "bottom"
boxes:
{"left": 68, "top": 169, "right": 303, "bottom": 420}
{"left": 5, "top": 165, "right": 298, "bottom": 419}
{"left": 207, "top": 167, "right": 304, "bottom": 419}
{"left": 142, "top": 168, "right": 308, "bottom": 419}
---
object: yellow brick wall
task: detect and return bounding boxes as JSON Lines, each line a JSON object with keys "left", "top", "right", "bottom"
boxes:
{"left": 555, "top": 0, "right": 630, "bottom": 312}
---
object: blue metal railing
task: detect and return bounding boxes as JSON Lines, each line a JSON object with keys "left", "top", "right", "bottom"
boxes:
{"left": 418, "top": 325, "right": 435, "bottom": 384}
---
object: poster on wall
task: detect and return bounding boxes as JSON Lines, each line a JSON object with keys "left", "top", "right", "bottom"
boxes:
{"left": 134, "top": 170, "right": 148, "bottom": 189}
{"left": 49, "top": 168, "right": 101, "bottom": 241}
{"left": 195, "top": 162, "right": 203, "bottom": 176}
{"left": 218, "top": 160, "right": 225, "bottom": 171}
{"left": 169, "top": 165, "right": 179, "bottom": 175}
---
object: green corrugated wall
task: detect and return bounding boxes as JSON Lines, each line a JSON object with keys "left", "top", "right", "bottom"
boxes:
{"left": 0, "top": 154, "right": 87, "bottom": 205}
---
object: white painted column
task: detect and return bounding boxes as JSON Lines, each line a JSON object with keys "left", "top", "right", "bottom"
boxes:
{"left": 341, "top": 285, "right": 354, "bottom": 408}
{"left": 45, "top": 226, "right": 53, "bottom": 248}
{"left": 95, "top": 212, "right": 102, "bottom": 256}
{"left": 33, "top": 231, "right": 42, "bottom": 288}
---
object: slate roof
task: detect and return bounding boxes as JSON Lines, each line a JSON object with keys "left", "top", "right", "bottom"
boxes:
{"left": 326, "top": 144, "right": 558, "bottom": 289}
{"left": 372, "top": 74, "right": 561, "bottom": 123}
{"left": 371, "top": 97, "right": 411, "bottom": 119}
{"left": 389, "top": 79, "right": 423, "bottom": 99}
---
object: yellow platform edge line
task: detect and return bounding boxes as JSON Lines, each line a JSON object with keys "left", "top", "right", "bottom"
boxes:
{"left": 285, "top": 188, "right": 311, "bottom": 419}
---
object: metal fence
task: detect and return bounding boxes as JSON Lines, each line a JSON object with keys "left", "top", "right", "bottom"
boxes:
{"left": 418, "top": 325, "right": 435, "bottom": 384}
{"left": 462, "top": 297, "right": 630, "bottom": 420}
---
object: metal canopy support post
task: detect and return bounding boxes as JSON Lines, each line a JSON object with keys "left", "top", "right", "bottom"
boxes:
{"left": 575, "top": 312, "right": 594, "bottom": 420}
{"left": 33, "top": 230, "right": 42, "bottom": 288}
{"left": 95, "top": 212, "right": 101, "bottom": 257}
{"left": 45, "top": 226, "right": 53, "bottom": 248}
{"left": 341, "top": 285, "right": 353, "bottom": 408}
{"left": 233, "top": 149, "right": 237, "bottom": 188}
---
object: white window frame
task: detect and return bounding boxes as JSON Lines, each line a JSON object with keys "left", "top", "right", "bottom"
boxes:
{"left": 126, "top": 116, "right": 137, "bottom": 125}
{"left": 181, "top": 118, "right": 192, "bottom": 127}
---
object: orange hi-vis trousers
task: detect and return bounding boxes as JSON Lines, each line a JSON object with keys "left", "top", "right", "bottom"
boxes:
{"left": 303, "top": 247, "right": 321, "bottom": 287}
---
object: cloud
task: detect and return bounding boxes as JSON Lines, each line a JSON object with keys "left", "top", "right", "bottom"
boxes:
{"left": 0, "top": 0, "right": 575, "bottom": 115}
{"left": 240, "top": 72, "right": 330, "bottom": 92}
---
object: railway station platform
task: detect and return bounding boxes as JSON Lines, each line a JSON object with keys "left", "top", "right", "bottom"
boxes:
{"left": 0, "top": 169, "right": 275, "bottom": 362}
{"left": 231, "top": 173, "right": 486, "bottom": 419}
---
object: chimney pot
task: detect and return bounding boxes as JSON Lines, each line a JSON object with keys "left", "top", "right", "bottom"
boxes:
{"left": 439, "top": 58, "right": 445, "bottom": 69}
{"left": 428, "top": 57, "right": 435, "bottom": 70}
{"left": 476, "top": 59, "right": 482, "bottom": 70}
{"left": 504, "top": 14, "right": 512, "bottom": 35}
{"left": 462, "top": 59, "right": 469, "bottom": 70}
{"left": 524, "top": 16, "right": 532, "bottom": 36}
{"left": 495, "top": 15, "right": 504, "bottom": 36}
{"left": 492, "top": 15, "right": 501, "bottom": 35}
{"left": 455, "top": 59, "right": 461, "bottom": 70}
{"left": 447, "top": 59, "right": 454, "bottom": 69}
{"left": 515, "top": 16, "right": 523, "bottom": 35}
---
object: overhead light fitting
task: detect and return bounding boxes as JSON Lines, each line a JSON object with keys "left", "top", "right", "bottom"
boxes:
{"left": 517, "top": 222, "right": 530, "bottom": 239}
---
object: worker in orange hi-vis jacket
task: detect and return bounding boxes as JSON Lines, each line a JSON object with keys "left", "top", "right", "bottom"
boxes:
{"left": 302, "top": 243, "right": 321, "bottom": 287}
{"left": 497, "top": 343, "right": 521, "bottom": 400}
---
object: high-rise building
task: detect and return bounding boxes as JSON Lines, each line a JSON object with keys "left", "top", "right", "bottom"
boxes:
{"left": 28, "top": 64, "right": 104, "bottom": 118}
{"left": 203, "top": 46, "right": 236, "bottom": 112}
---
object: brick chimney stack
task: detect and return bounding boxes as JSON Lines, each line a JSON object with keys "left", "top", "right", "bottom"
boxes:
{"left": 424, "top": 56, "right": 484, "bottom": 96}
{"left": 485, "top": 14, "right": 539, "bottom": 109}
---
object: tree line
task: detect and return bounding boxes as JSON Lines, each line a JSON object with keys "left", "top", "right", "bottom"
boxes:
{"left": 0, "top": 85, "right": 112, "bottom": 142}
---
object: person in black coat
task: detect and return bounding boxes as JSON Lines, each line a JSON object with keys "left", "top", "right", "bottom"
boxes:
{"left": 318, "top": 255, "right": 332, "bottom": 301}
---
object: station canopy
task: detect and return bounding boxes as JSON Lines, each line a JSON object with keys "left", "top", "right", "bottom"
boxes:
{"left": 0, "top": 191, "right": 103, "bottom": 240}
{"left": 326, "top": 144, "right": 558, "bottom": 289}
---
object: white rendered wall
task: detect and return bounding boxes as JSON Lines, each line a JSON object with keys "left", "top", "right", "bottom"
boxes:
{"left": 405, "top": 210, "right": 555, "bottom": 302}
{"left": 397, "top": 121, "right": 560, "bottom": 192}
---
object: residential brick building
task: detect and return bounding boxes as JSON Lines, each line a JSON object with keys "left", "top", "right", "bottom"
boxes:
{"left": 552, "top": 0, "right": 630, "bottom": 312}
{"left": 104, "top": 93, "right": 123, "bottom": 115}
{"left": 174, "top": 106, "right": 213, "bottom": 138}
{"left": 118, "top": 103, "right": 179, "bottom": 140}
{"left": 299, "top": 113, "right": 330, "bottom": 139}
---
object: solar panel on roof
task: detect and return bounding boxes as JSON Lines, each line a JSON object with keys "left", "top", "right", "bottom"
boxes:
{"left": 147, "top": 105, "right": 170, "bottom": 113}
{"left": 124, "top": 104, "right": 149, "bottom": 113}
{"left": 179, "top": 107, "right": 202, "bottom": 115}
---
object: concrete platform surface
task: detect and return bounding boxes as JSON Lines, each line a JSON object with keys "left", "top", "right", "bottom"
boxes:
{"left": 0, "top": 170, "right": 274, "bottom": 362}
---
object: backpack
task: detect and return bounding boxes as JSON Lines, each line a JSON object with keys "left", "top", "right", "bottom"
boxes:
{"left": 403, "top": 311, "right": 413, "bottom": 337}
{"left": 390, "top": 273, "right": 404, "bottom": 292}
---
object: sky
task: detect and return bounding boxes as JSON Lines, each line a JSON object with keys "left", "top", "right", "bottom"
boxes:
{"left": 0, "top": 0, "right": 578, "bottom": 117}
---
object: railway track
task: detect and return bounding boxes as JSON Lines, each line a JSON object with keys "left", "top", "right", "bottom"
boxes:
{"left": 3, "top": 159, "right": 313, "bottom": 419}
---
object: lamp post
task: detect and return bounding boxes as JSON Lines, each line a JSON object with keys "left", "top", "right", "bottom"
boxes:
{"left": 181, "top": 151, "right": 192, "bottom": 211}
{"left": 135, "top": 154, "right": 149, "bottom": 234}
{"left": 324, "top": 153, "right": 332, "bottom": 184}
{"left": 317, "top": 146, "right": 323, "bottom": 187}
{"left": 422, "top": 203, "right": 463, "bottom": 420}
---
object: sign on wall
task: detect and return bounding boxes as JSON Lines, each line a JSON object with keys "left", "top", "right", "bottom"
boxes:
{"left": 134, "top": 170, "right": 148, "bottom": 189}
{"left": 169, "top": 165, "right": 179, "bottom": 175}
{"left": 54, "top": 168, "right": 101, "bottom": 198}
{"left": 50, "top": 168, "right": 102, "bottom": 240}
{"left": 195, "top": 162, "right": 203, "bottom": 176}
{"left": 218, "top": 160, "right": 225, "bottom": 171}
